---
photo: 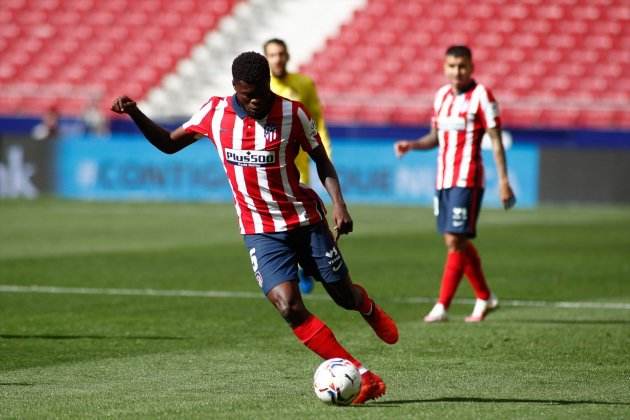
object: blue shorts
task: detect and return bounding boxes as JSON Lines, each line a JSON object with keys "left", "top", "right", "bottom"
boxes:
{"left": 243, "top": 222, "right": 349, "bottom": 295}
{"left": 435, "top": 187, "right": 484, "bottom": 238}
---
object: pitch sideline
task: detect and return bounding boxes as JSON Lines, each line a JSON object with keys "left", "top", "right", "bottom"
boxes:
{"left": 1, "top": 284, "right": 630, "bottom": 310}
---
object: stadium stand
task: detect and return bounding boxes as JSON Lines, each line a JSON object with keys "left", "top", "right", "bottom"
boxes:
{"left": 0, "top": 0, "right": 240, "bottom": 116}
{"left": 0, "top": 0, "right": 628, "bottom": 129}
{"left": 300, "top": 0, "right": 630, "bottom": 128}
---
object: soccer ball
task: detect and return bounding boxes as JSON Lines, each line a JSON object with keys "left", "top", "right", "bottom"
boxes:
{"left": 313, "top": 358, "right": 361, "bottom": 405}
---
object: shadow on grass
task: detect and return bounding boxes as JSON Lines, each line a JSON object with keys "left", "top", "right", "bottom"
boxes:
{"left": 0, "top": 334, "right": 187, "bottom": 340}
{"left": 371, "top": 397, "right": 630, "bottom": 406}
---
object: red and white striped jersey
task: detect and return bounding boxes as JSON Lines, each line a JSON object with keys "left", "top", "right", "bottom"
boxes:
{"left": 431, "top": 80, "right": 500, "bottom": 189}
{"left": 182, "top": 94, "right": 326, "bottom": 234}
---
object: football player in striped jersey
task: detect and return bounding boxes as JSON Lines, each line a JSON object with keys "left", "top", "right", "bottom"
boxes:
{"left": 112, "top": 51, "right": 397, "bottom": 404}
{"left": 394, "top": 45, "right": 516, "bottom": 323}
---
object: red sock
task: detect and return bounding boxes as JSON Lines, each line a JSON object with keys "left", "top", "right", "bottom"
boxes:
{"left": 463, "top": 243, "right": 490, "bottom": 300}
{"left": 438, "top": 250, "right": 466, "bottom": 308}
{"left": 353, "top": 284, "right": 374, "bottom": 315}
{"left": 292, "top": 314, "right": 362, "bottom": 369}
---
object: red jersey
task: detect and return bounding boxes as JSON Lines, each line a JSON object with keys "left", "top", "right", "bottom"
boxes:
{"left": 183, "top": 94, "right": 326, "bottom": 234}
{"left": 432, "top": 80, "right": 500, "bottom": 190}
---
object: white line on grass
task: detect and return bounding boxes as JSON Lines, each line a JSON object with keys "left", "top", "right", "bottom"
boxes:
{"left": 1, "top": 284, "right": 630, "bottom": 310}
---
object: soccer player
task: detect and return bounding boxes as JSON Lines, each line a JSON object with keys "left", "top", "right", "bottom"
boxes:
{"left": 111, "top": 51, "right": 398, "bottom": 404}
{"left": 394, "top": 45, "right": 516, "bottom": 323}
{"left": 263, "top": 38, "right": 332, "bottom": 294}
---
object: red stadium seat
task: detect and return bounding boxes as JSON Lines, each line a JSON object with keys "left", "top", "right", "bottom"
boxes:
{"left": 1, "top": 0, "right": 627, "bottom": 128}
{"left": 0, "top": 0, "right": 238, "bottom": 116}
{"left": 296, "top": 0, "right": 628, "bottom": 128}
{"left": 323, "top": 104, "right": 360, "bottom": 124}
{"left": 539, "top": 108, "right": 581, "bottom": 127}
{"left": 578, "top": 109, "right": 617, "bottom": 128}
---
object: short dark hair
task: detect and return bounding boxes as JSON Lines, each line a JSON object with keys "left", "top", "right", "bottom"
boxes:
{"left": 445, "top": 45, "right": 472, "bottom": 60}
{"left": 232, "top": 51, "right": 270, "bottom": 85}
{"left": 263, "top": 38, "right": 288, "bottom": 53}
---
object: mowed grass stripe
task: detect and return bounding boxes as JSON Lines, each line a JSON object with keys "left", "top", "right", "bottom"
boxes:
{"left": 2, "top": 284, "right": 630, "bottom": 310}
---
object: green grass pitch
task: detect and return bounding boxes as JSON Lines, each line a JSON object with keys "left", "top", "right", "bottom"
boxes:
{"left": 1, "top": 199, "right": 629, "bottom": 418}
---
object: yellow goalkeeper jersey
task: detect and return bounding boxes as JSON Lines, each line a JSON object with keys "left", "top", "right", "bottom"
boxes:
{"left": 270, "top": 72, "right": 331, "bottom": 185}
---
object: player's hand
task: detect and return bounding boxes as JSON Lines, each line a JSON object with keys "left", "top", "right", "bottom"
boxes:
{"left": 500, "top": 182, "right": 516, "bottom": 210}
{"left": 332, "top": 203, "right": 353, "bottom": 241}
{"left": 111, "top": 96, "right": 137, "bottom": 114}
{"left": 394, "top": 140, "right": 412, "bottom": 158}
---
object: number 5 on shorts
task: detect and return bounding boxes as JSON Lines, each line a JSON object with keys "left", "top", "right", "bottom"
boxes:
{"left": 249, "top": 248, "right": 258, "bottom": 272}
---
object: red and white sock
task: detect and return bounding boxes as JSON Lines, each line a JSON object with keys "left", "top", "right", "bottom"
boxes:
{"left": 463, "top": 243, "right": 490, "bottom": 300}
{"left": 292, "top": 314, "right": 364, "bottom": 371}
{"left": 437, "top": 250, "right": 466, "bottom": 309}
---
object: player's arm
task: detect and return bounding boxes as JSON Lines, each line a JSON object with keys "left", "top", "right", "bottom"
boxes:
{"left": 309, "top": 146, "right": 353, "bottom": 237}
{"left": 487, "top": 127, "right": 516, "bottom": 210}
{"left": 393, "top": 126, "right": 439, "bottom": 158}
{"left": 111, "top": 96, "right": 201, "bottom": 154}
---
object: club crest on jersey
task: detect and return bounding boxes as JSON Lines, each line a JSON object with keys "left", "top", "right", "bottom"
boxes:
{"left": 225, "top": 148, "right": 276, "bottom": 167}
{"left": 264, "top": 123, "right": 278, "bottom": 143}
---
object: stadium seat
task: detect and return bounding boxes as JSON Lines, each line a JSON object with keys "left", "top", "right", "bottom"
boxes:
{"left": 0, "top": 0, "right": 239, "bottom": 116}
{"left": 1, "top": 0, "right": 628, "bottom": 128}
{"left": 298, "top": 0, "right": 629, "bottom": 128}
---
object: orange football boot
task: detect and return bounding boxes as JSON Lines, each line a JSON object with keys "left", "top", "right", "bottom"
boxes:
{"left": 362, "top": 302, "right": 399, "bottom": 344}
{"left": 352, "top": 371, "right": 386, "bottom": 404}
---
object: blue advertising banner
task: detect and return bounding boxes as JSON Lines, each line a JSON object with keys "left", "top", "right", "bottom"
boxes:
{"left": 56, "top": 135, "right": 231, "bottom": 201}
{"left": 313, "top": 139, "right": 539, "bottom": 208}
{"left": 56, "top": 134, "right": 538, "bottom": 207}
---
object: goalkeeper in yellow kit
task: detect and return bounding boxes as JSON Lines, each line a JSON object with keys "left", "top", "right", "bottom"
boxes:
{"left": 264, "top": 38, "right": 332, "bottom": 294}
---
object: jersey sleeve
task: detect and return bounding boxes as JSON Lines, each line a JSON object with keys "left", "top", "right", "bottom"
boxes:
{"left": 296, "top": 103, "right": 323, "bottom": 153}
{"left": 479, "top": 87, "right": 501, "bottom": 129}
{"left": 182, "top": 97, "right": 219, "bottom": 138}
{"left": 431, "top": 87, "right": 448, "bottom": 129}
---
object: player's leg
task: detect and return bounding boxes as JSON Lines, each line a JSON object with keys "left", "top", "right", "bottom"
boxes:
{"left": 314, "top": 277, "right": 390, "bottom": 404}
{"left": 463, "top": 241, "right": 491, "bottom": 300}
{"left": 322, "top": 277, "right": 398, "bottom": 345}
{"left": 425, "top": 188, "right": 469, "bottom": 322}
{"left": 423, "top": 232, "right": 468, "bottom": 322}
{"left": 243, "top": 231, "right": 366, "bottom": 377}
{"left": 265, "top": 281, "right": 362, "bottom": 365}
{"left": 296, "top": 222, "right": 398, "bottom": 345}
{"left": 463, "top": 240, "right": 499, "bottom": 322}
{"left": 457, "top": 188, "right": 498, "bottom": 322}
{"left": 296, "top": 222, "right": 393, "bottom": 403}
{"left": 267, "top": 281, "right": 385, "bottom": 405}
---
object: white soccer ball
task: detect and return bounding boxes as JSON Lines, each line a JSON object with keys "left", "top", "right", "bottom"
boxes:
{"left": 313, "top": 358, "right": 361, "bottom": 405}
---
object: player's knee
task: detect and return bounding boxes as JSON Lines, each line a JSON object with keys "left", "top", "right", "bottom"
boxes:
{"left": 274, "top": 296, "right": 308, "bottom": 324}
{"left": 323, "top": 278, "right": 357, "bottom": 310}
{"left": 445, "top": 234, "right": 468, "bottom": 252}
{"left": 331, "top": 290, "right": 356, "bottom": 311}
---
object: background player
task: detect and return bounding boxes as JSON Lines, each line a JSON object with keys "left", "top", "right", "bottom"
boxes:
{"left": 394, "top": 45, "right": 516, "bottom": 323}
{"left": 111, "top": 51, "right": 397, "bottom": 404}
{"left": 263, "top": 38, "right": 332, "bottom": 294}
